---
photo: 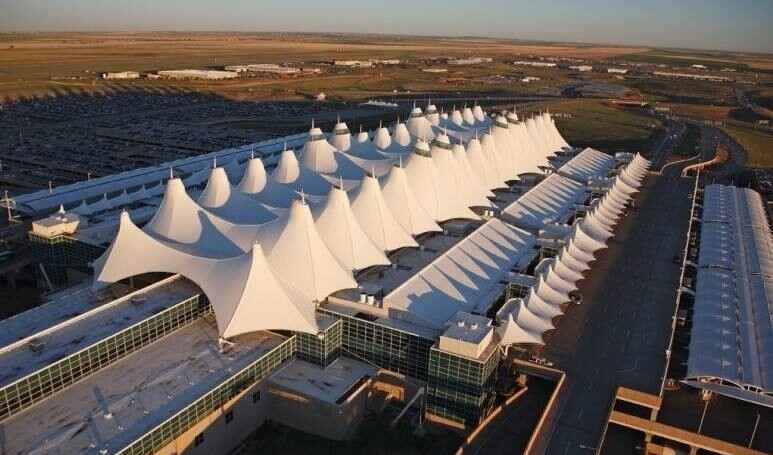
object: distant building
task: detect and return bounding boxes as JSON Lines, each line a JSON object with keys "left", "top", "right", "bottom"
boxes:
{"left": 101, "top": 71, "right": 140, "bottom": 80}
{"left": 521, "top": 76, "right": 541, "bottom": 83}
{"left": 225, "top": 64, "right": 300, "bottom": 74}
{"left": 569, "top": 65, "right": 593, "bottom": 72}
{"left": 157, "top": 69, "right": 239, "bottom": 80}
{"left": 450, "top": 57, "right": 493, "bottom": 65}
{"left": 513, "top": 61, "right": 557, "bottom": 68}
{"left": 422, "top": 68, "right": 448, "bottom": 73}
{"left": 652, "top": 71, "right": 730, "bottom": 82}
{"left": 334, "top": 60, "right": 373, "bottom": 68}
{"left": 607, "top": 68, "right": 629, "bottom": 75}
{"left": 370, "top": 59, "right": 401, "bottom": 65}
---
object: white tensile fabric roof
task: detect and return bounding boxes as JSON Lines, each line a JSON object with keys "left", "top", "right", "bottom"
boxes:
{"left": 237, "top": 157, "right": 298, "bottom": 209}
{"left": 373, "top": 125, "right": 392, "bottom": 150}
{"left": 384, "top": 218, "right": 536, "bottom": 329}
{"left": 312, "top": 186, "right": 391, "bottom": 272}
{"left": 406, "top": 107, "right": 435, "bottom": 141}
{"left": 379, "top": 163, "right": 442, "bottom": 236}
{"left": 329, "top": 121, "right": 352, "bottom": 152}
{"left": 272, "top": 148, "right": 332, "bottom": 196}
{"left": 480, "top": 132, "right": 510, "bottom": 184}
{"left": 349, "top": 174, "right": 418, "bottom": 252}
{"left": 501, "top": 173, "right": 586, "bottom": 231}
{"left": 301, "top": 127, "right": 366, "bottom": 180}
{"left": 402, "top": 140, "right": 479, "bottom": 222}
{"left": 558, "top": 148, "right": 616, "bottom": 183}
{"left": 142, "top": 178, "right": 257, "bottom": 258}
{"left": 426, "top": 104, "right": 440, "bottom": 126}
{"left": 497, "top": 153, "right": 650, "bottom": 347}
{"left": 392, "top": 121, "right": 412, "bottom": 147}
{"left": 430, "top": 135, "right": 491, "bottom": 209}
{"left": 198, "top": 167, "right": 277, "bottom": 224}
{"left": 452, "top": 143, "right": 496, "bottom": 200}
{"left": 93, "top": 212, "right": 318, "bottom": 338}
{"left": 349, "top": 131, "right": 390, "bottom": 160}
{"left": 92, "top": 109, "right": 619, "bottom": 343}
{"left": 686, "top": 184, "right": 773, "bottom": 406}
{"left": 462, "top": 107, "right": 476, "bottom": 126}
{"left": 256, "top": 198, "right": 358, "bottom": 303}
{"left": 491, "top": 118, "right": 520, "bottom": 178}
{"left": 466, "top": 134, "right": 508, "bottom": 190}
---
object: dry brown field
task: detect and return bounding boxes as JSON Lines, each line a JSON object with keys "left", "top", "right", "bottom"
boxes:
{"left": 0, "top": 32, "right": 650, "bottom": 100}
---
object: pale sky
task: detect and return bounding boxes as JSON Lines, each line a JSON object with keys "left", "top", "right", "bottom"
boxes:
{"left": 1, "top": 0, "right": 772, "bottom": 53}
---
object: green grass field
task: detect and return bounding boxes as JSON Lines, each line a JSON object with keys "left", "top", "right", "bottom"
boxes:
{"left": 722, "top": 124, "right": 773, "bottom": 168}
{"left": 546, "top": 100, "right": 663, "bottom": 154}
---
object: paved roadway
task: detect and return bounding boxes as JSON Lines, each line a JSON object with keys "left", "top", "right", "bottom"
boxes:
{"left": 542, "top": 173, "right": 694, "bottom": 455}
{"left": 648, "top": 121, "right": 684, "bottom": 171}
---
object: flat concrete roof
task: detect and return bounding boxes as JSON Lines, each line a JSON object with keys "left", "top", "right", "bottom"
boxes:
{"left": 0, "top": 277, "right": 200, "bottom": 389}
{"left": 442, "top": 312, "right": 493, "bottom": 345}
{"left": 2, "top": 318, "right": 285, "bottom": 455}
{"left": 269, "top": 358, "right": 375, "bottom": 405}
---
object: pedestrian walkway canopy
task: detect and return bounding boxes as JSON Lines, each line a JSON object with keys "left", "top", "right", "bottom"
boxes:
{"left": 685, "top": 184, "right": 773, "bottom": 407}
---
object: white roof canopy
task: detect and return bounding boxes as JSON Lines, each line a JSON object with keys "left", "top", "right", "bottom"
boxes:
{"left": 384, "top": 218, "right": 536, "bottom": 328}
{"left": 349, "top": 174, "right": 418, "bottom": 252}
{"left": 93, "top": 212, "right": 318, "bottom": 338}
{"left": 312, "top": 186, "right": 391, "bottom": 272}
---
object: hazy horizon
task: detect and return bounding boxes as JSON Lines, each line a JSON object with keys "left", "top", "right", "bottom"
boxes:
{"left": 1, "top": 0, "right": 772, "bottom": 54}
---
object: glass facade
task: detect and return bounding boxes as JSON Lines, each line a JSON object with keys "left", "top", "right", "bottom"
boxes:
{"left": 296, "top": 319, "right": 342, "bottom": 368}
{"left": 426, "top": 345, "right": 500, "bottom": 426}
{"left": 29, "top": 233, "right": 105, "bottom": 286}
{"left": 322, "top": 310, "right": 435, "bottom": 381}
{"left": 0, "top": 294, "right": 208, "bottom": 421}
{"left": 117, "top": 335, "right": 296, "bottom": 455}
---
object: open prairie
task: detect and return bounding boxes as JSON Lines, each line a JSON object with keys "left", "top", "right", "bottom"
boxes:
{"left": 0, "top": 32, "right": 650, "bottom": 100}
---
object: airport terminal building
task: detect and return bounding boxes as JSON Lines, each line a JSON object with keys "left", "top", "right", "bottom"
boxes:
{"left": 0, "top": 106, "right": 653, "bottom": 454}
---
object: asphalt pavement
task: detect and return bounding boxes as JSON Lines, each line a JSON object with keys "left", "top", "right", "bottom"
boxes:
{"left": 542, "top": 172, "right": 694, "bottom": 455}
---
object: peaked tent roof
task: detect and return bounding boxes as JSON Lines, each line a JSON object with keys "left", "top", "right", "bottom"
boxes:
{"left": 467, "top": 134, "right": 507, "bottom": 190}
{"left": 198, "top": 167, "right": 277, "bottom": 224}
{"left": 256, "top": 198, "right": 357, "bottom": 303}
{"left": 272, "top": 148, "right": 332, "bottom": 196}
{"left": 392, "top": 121, "right": 412, "bottom": 146}
{"left": 472, "top": 105, "right": 488, "bottom": 123}
{"left": 462, "top": 107, "right": 476, "bottom": 126}
{"left": 348, "top": 131, "right": 390, "bottom": 160}
{"left": 373, "top": 125, "right": 392, "bottom": 150}
{"left": 92, "top": 212, "right": 319, "bottom": 338}
{"left": 312, "top": 186, "right": 391, "bottom": 272}
{"left": 480, "top": 132, "right": 510, "bottom": 185}
{"left": 143, "top": 178, "right": 256, "bottom": 258}
{"left": 496, "top": 299, "right": 545, "bottom": 345}
{"left": 406, "top": 107, "right": 435, "bottom": 141}
{"left": 301, "top": 127, "right": 366, "bottom": 180}
{"left": 379, "top": 163, "right": 442, "bottom": 236}
{"left": 431, "top": 134, "right": 490, "bottom": 209}
{"left": 329, "top": 121, "right": 352, "bottom": 152}
{"left": 349, "top": 174, "right": 419, "bottom": 252}
{"left": 452, "top": 142, "right": 496, "bottom": 202}
{"left": 426, "top": 104, "right": 440, "bottom": 126}
{"left": 402, "top": 140, "right": 479, "bottom": 222}
{"left": 237, "top": 157, "right": 298, "bottom": 208}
